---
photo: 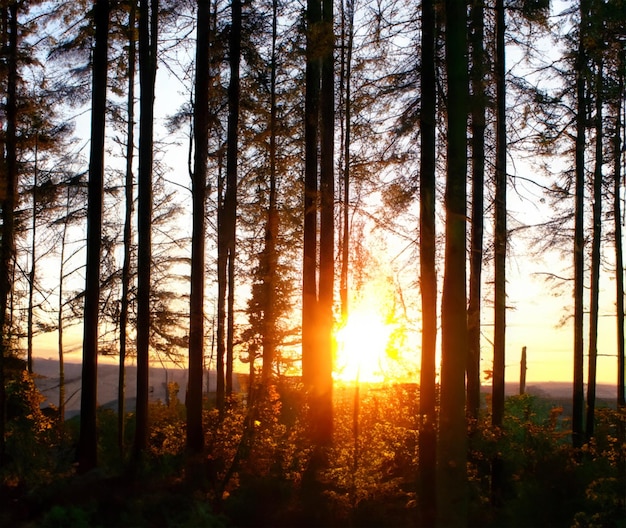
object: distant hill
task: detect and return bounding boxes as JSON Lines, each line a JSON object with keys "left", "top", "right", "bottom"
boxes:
{"left": 32, "top": 357, "right": 619, "bottom": 418}
{"left": 33, "top": 358, "right": 244, "bottom": 418}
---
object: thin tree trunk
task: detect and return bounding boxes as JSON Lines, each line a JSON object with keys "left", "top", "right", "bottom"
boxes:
{"left": 339, "top": 0, "right": 353, "bottom": 323}
{"left": 316, "top": 0, "right": 335, "bottom": 447}
{"left": 491, "top": 0, "right": 507, "bottom": 506}
{"left": 615, "top": 54, "right": 625, "bottom": 409}
{"left": 187, "top": 0, "right": 210, "bottom": 454}
{"left": 27, "top": 154, "right": 38, "bottom": 375}
{"left": 573, "top": 0, "right": 588, "bottom": 449}
{"left": 261, "top": 0, "right": 279, "bottom": 385}
{"left": 302, "top": 0, "right": 321, "bottom": 391}
{"left": 78, "top": 0, "right": 110, "bottom": 473}
{"left": 119, "top": 0, "right": 136, "bottom": 457}
{"left": 467, "top": 0, "right": 485, "bottom": 422}
{"left": 492, "top": 0, "right": 507, "bottom": 431}
{"left": 134, "top": 0, "right": 158, "bottom": 463}
{"left": 437, "top": 0, "right": 468, "bottom": 524}
{"left": 0, "top": 2, "right": 19, "bottom": 467}
{"left": 586, "top": 59, "right": 603, "bottom": 441}
{"left": 58, "top": 184, "right": 71, "bottom": 426}
{"left": 418, "top": 0, "right": 437, "bottom": 525}
{"left": 225, "top": 0, "right": 241, "bottom": 402}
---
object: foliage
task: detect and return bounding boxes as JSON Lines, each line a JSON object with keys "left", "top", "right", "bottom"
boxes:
{"left": 2, "top": 381, "right": 625, "bottom": 527}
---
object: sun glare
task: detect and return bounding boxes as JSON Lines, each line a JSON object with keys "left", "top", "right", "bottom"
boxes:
{"left": 334, "top": 308, "right": 393, "bottom": 383}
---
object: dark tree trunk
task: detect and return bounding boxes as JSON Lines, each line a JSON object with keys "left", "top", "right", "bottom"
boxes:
{"left": 437, "top": 0, "right": 468, "bottom": 524}
{"left": 615, "top": 54, "right": 625, "bottom": 409}
{"left": 224, "top": 0, "right": 241, "bottom": 403}
{"left": 78, "top": 0, "right": 110, "bottom": 473}
{"left": 261, "top": 0, "right": 280, "bottom": 385}
{"left": 491, "top": 0, "right": 507, "bottom": 506}
{"left": 492, "top": 0, "right": 507, "bottom": 431}
{"left": 302, "top": 0, "right": 321, "bottom": 392}
{"left": 134, "top": 0, "right": 158, "bottom": 462}
{"left": 58, "top": 184, "right": 71, "bottom": 426}
{"left": 586, "top": 59, "right": 603, "bottom": 441}
{"left": 0, "top": 1, "right": 19, "bottom": 467}
{"left": 27, "top": 163, "right": 38, "bottom": 374}
{"left": 339, "top": 0, "right": 353, "bottom": 323}
{"left": 418, "top": 0, "right": 437, "bottom": 525}
{"left": 187, "top": 0, "right": 210, "bottom": 453}
{"left": 315, "top": 0, "right": 334, "bottom": 447}
{"left": 573, "top": 0, "right": 588, "bottom": 449}
{"left": 119, "top": 0, "right": 136, "bottom": 457}
{"left": 467, "top": 0, "right": 485, "bottom": 423}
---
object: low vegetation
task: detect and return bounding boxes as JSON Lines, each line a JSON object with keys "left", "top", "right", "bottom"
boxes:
{"left": 1, "top": 368, "right": 624, "bottom": 527}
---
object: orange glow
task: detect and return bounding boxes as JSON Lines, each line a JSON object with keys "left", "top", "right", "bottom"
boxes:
{"left": 334, "top": 278, "right": 410, "bottom": 384}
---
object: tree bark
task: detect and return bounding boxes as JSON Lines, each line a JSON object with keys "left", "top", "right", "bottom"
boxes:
{"left": 261, "top": 0, "right": 280, "bottom": 385}
{"left": 315, "top": 0, "right": 335, "bottom": 446}
{"left": 302, "top": 0, "right": 321, "bottom": 392}
{"left": 119, "top": 0, "right": 136, "bottom": 457}
{"left": 437, "top": 0, "right": 468, "bottom": 524}
{"left": 418, "top": 0, "right": 437, "bottom": 525}
{"left": 224, "top": 0, "right": 241, "bottom": 403}
{"left": 0, "top": 1, "right": 19, "bottom": 467}
{"left": 614, "top": 52, "right": 625, "bottom": 409}
{"left": 187, "top": 0, "right": 210, "bottom": 453}
{"left": 467, "top": 0, "right": 485, "bottom": 423}
{"left": 586, "top": 59, "right": 603, "bottom": 441}
{"left": 134, "top": 0, "right": 158, "bottom": 462}
{"left": 572, "top": 0, "right": 588, "bottom": 449}
{"left": 78, "top": 0, "right": 110, "bottom": 473}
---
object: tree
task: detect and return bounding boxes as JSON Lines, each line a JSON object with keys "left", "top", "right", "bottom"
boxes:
{"left": 216, "top": 0, "right": 241, "bottom": 415}
{"left": 437, "top": 0, "right": 469, "bottom": 524}
{"left": 316, "top": 0, "right": 335, "bottom": 446}
{"left": 586, "top": 26, "right": 604, "bottom": 441}
{"left": 118, "top": 0, "right": 137, "bottom": 456}
{"left": 187, "top": 0, "right": 210, "bottom": 454}
{"left": 613, "top": 46, "right": 625, "bottom": 409}
{"left": 133, "top": 0, "right": 158, "bottom": 463}
{"left": 78, "top": 0, "right": 110, "bottom": 473}
{"left": 301, "top": 0, "right": 321, "bottom": 405}
{"left": 467, "top": 0, "right": 486, "bottom": 424}
{"left": 418, "top": 0, "right": 437, "bottom": 524}
{"left": 573, "top": 0, "right": 589, "bottom": 449}
{"left": 0, "top": 0, "right": 20, "bottom": 467}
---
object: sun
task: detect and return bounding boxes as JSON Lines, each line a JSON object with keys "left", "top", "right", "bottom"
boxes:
{"left": 334, "top": 307, "right": 394, "bottom": 383}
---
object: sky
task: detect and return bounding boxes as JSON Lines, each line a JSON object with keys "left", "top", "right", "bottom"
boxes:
{"left": 29, "top": 0, "right": 625, "bottom": 396}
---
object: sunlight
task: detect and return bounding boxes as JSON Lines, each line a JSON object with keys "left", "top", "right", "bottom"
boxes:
{"left": 334, "top": 308, "right": 393, "bottom": 383}
{"left": 333, "top": 277, "right": 405, "bottom": 383}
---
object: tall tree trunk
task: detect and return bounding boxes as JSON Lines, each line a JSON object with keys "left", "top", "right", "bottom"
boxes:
{"left": 302, "top": 0, "right": 321, "bottom": 391}
{"left": 78, "top": 0, "right": 110, "bottom": 473}
{"left": 586, "top": 59, "right": 603, "bottom": 441}
{"left": 491, "top": 0, "right": 507, "bottom": 507}
{"left": 437, "top": 0, "right": 468, "bottom": 525}
{"left": 187, "top": 0, "right": 210, "bottom": 454}
{"left": 615, "top": 54, "right": 625, "bottom": 409}
{"left": 492, "top": 0, "right": 507, "bottom": 431}
{"left": 58, "top": 184, "right": 71, "bottom": 426}
{"left": 316, "top": 0, "right": 335, "bottom": 446}
{"left": 572, "top": 0, "right": 588, "bottom": 449}
{"left": 119, "top": 0, "right": 137, "bottom": 457}
{"left": 224, "top": 0, "right": 241, "bottom": 403}
{"left": 418, "top": 0, "right": 437, "bottom": 525}
{"left": 0, "top": 1, "right": 19, "bottom": 467}
{"left": 27, "top": 154, "right": 38, "bottom": 375}
{"left": 467, "top": 0, "right": 485, "bottom": 423}
{"left": 339, "top": 0, "right": 353, "bottom": 323}
{"left": 134, "top": 0, "right": 158, "bottom": 463}
{"left": 261, "top": 0, "right": 280, "bottom": 385}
